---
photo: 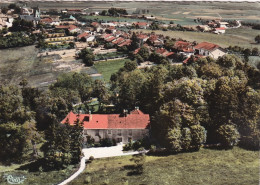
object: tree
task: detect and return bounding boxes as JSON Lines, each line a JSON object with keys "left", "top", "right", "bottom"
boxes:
{"left": 123, "top": 60, "right": 138, "bottom": 71}
{"left": 128, "top": 32, "right": 139, "bottom": 51}
{"left": 0, "top": 85, "right": 33, "bottom": 124}
{"left": 92, "top": 79, "right": 110, "bottom": 103}
{"left": 251, "top": 48, "right": 259, "bottom": 56}
{"left": 70, "top": 115, "right": 84, "bottom": 164}
{"left": 100, "top": 10, "right": 108, "bottom": 16}
{"left": 0, "top": 122, "right": 27, "bottom": 164}
{"left": 216, "top": 124, "right": 240, "bottom": 148}
{"left": 1, "top": 7, "right": 8, "bottom": 14}
{"left": 181, "top": 127, "right": 192, "bottom": 151}
{"left": 51, "top": 72, "right": 93, "bottom": 102}
{"left": 68, "top": 42, "right": 75, "bottom": 49}
{"left": 77, "top": 48, "right": 95, "bottom": 66}
{"left": 8, "top": 3, "right": 16, "bottom": 9}
{"left": 138, "top": 46, "right": 149, "bottom": 61}
{"left": 166, "top": 127, "right": 182, "bottom": 152}
{"left": 190, "top": 125, "right": 207, "bottom": 150}
{"left": 255, "top": 35, "right": 260, "bottom": 44}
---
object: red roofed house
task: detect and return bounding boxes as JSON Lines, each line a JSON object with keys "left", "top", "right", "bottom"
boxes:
{"left": 61, "top": 108, "right": 150, "bottom": 143}
{"left": 77, "top": 32, "right": 89, "bottom": 40}
{"left": 118, "top": 39, "right": 132, "bottom": 47}
{"left": 68, "top": 25, "right": 80, "bottom": 33}
{"left": 133, "top": 22, "right": 149, "bottom": 29}
{"left": 194, "top": 42, "right": 226, "bottom": 59}
{"left": 174, "top": 41, "right": 194, "bottom": 57}
{"left": 213, "top": 27, "right": 226, "bottom": 34}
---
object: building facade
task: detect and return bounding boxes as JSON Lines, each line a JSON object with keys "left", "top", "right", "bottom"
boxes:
{"left": 61, "top": 109, "right": 150, "bottom": 144}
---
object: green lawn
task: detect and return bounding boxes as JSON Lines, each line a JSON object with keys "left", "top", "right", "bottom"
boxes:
{"left": 70, "top": 147, "right": 258, "bottom": 185}
{"left": 94, "top": 59, "right": 128, "bottom": 82}
{"left": 0, "top": 164, "right": 77, "bottom": 185}
{"left": 137, "top": 28, "right": 260, "bottom": 49}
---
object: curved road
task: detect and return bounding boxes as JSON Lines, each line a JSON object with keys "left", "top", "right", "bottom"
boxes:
{"left": 57, "top": 144, "right": 140, "bottom": 185}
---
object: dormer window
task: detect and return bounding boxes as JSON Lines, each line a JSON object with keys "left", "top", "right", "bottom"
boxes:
{"left": 83, "top": 116, "right": 89, "bottom": 122}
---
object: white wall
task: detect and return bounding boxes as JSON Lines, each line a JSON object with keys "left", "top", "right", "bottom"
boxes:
{"left": 84, "top": 129, "right": 149, "bottom": 144}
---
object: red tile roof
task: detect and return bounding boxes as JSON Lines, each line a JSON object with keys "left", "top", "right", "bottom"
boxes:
{"left": 133, "top": 22, "right": 148, "bottom": 26}
{"left": 40, "top": 17, "right": 53, "bottom": 23}
{"left": 215, "top": 27, "right": 226, "bottom": 30}
{"left": 133, "top": 48, "right": 141, "bottom": 54}
{"left": 91, "top": 22, "right": 99, "bottom": 27}
{"left": 118, "top": 39, "right": 132, "bottom": 47}
{"left": 77, "top": 32, "right": 89, "bottom": 39}
{"left": 166, "top": 52, "right": 174, "bottom": 57}
{"left": 56, "top": 25, "right": 70, "bottom": 29}
{"left": 103, "top": 34, "right": 112, "bottom": 38}
{"left": 61, "top": 110, "right": 150, "bottom": 129}
{"left": 68, "top": 25, "right": 78, "bottom": 31}
{"left": 194, "top": 42, "right": 219, "bottom": 51}
{"left": 137, "top": 34, "right": 148, "bottom": 40}
{"left": 156, "top": 48, "right": 166, "bottom": 54}
{"left": 148, "top": 35, "right": 158, "bottom": 42}
{"left": 112, "top": 37, "right": 125, "bottom": 44}
{"left": 106, "top": 36, "right": 116, "bottom": 42}
{"left": 174, "top": 41, "right": 191, "bottom": 48}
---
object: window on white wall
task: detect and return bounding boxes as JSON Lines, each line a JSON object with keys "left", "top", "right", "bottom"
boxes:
{"left": 118, "top": 130, "right": 122, "bottom": 136}
{"left": 95, "top": 130, "right": 99, "bottom": 136}
{"left": 107, "top": 130, "right": 111, "bottom": 134}
{"left": 129, "top": 130, "right": 132, "bottom": 136}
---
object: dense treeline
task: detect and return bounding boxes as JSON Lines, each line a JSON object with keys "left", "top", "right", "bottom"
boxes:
{"left": 241, "top": 21, "right": 260, "bottom": 30}
{"left": 0, "top": 32, "right": 36, "bottom": 49}
{"left": 110, "top": 54, "right": 260, "bottom": 151}
{"left": 0, "top": 54, "right": 259, "bottom": 168}
{"left": 0, "top": 74, "right": 108, "bottom": 169}
{"left": 100, "top": 8, "right": 128, "bottom": 16}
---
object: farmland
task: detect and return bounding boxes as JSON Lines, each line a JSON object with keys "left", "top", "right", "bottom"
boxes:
{"left": 13, "top": 1, "right": 260, "bottom": 25}
{"left": 137, "top": 28, "right": 260, "bottom": 49}
{"left": 69, "top": 147, "right": 259, "bottom": 185}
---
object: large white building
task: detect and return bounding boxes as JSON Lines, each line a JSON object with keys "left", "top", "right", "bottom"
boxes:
{"left": 194, "top": 42, "right": 227, "bottom": 59}
{"left": 61, "top": 109, "right": 150, "bottom": 144}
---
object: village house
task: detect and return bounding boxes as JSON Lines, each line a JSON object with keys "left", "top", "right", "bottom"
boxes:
{"left": 173, "top": 41, "right": 194, "bottom": 57}
{"left": 213, "top": 27, "right": 226, "bottom": 34}
{"left": 133, "top": 22, "right": 149, "bottom": 29}
{"left": 61, "top": 108, "right": 150, "bottom": 144}
{"left": 194, "top": 42, "right": 227, "bottom": 59}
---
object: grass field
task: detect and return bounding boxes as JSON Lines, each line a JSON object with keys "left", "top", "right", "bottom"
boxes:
{"left": 137, "top": 28, "right": 260, "bottom": 49}
{"left": 0, "top": 46, "right": 63, "bottom": 89}
{"left": 70, "top": 147, "right": 258, "bottom": 185}
{"left": 93, "top": 59, "right": 128, "bottom": 82}
{"left": 0, "top": 164, "right": 77, "bottom": 185}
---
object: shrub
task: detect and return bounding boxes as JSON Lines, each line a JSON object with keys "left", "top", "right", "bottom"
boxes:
{"left": 89, "top": 156, "right": 94, "bottom": 161}
{"left": 190, "top": 125, "right": 207, "bottom": 151}
{"left": 217, "top": 124, "right": 240, "bottom": 148}
{"left": 181, "top": 127, "right": 192, "bottom": 151}
{"left": 84, "top": 176, "right": 91, "bottom": 184}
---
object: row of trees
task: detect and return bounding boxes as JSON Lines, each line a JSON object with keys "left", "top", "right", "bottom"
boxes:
{"left": 0, "top": 32, "right": 36, "bottom": 49}
{"left": 100, "top": 8, "right": 128, "bottom": 17}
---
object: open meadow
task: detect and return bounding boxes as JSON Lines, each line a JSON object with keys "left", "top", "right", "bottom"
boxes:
{"left": 0, "top": 46, "right": 98, "bottom": 89}
{"left": 69, "top": 147, "right": 259, "bottom": 185}
{"left": 93, "top": 59, "right": 128, "bottom": 82}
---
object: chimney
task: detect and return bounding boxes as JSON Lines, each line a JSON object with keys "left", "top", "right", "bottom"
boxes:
{"left": 135, "top": 106, "right": 139, "bottom": 110}
{"left": 89, "top": 110, "right": 92, "bottom": 121}
{"left": 123, "top": 109, "right": 128, "bottom": 117}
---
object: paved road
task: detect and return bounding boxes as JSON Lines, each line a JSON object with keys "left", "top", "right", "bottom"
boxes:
{"left": 57, "top": 144, "right": 139, "bottom": 185}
